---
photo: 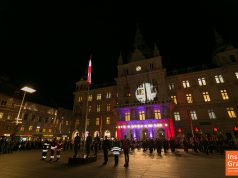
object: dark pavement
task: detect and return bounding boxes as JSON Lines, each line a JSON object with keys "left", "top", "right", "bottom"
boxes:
{"left": 0, "top": 149, "right": 226, "bottom": 178}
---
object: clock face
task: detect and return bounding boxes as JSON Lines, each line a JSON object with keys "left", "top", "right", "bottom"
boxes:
{"left": 136, "top": 66, "right": 141, "bottom": 71}
{"left": 135, "top": 83, "right": 157, "bottom": 103}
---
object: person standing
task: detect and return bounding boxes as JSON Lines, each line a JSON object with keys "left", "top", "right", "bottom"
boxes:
{"left": 73, "top": 133, "right": 81, "bottom": 158}
{"left": 111, "top": 138, "right": 121, "bottom": 166}
{"left": 93, "top": 134, "right": 100, "bottom": 157}
{"left": 102, "top": 136, "right": 111, "bottom": 165}
{"left": 49, "top": 138, "right": 57, "bottom": 161}
{"left": 41, "top": 139, "right": 50, "bottom": 160}
{"left": 85, "top": 132, "right": 92, "bottom": 158}
{"left": 122, "top": 135, "right": 130, "bottom": 167}
{"left": 55, "top": 139, "right": 63, "bottom": 161}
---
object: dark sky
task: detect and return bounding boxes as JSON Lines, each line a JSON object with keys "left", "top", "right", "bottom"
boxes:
{"left": 1, "top": 1, "right": 238, "bottom": 109}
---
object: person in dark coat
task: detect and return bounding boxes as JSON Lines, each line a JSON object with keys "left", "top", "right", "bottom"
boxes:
{"left": 122, "top": 135, "right": 130, "bottom": 167}
{"left": 102, "top": 136, "right": 111, "bottom": 165}
{"left": 73, "top": 133, "right": 81, "bottom": 158}
{"left": 85, "top": 133, "right": 92, "bottom": 158}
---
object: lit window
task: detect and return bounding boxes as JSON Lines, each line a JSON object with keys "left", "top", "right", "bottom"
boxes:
{"left": 198, "top": 78, "right": 206, "bottom": 86}
{"left": 190, "top": 110, "right": 198, "bottom": 120}
{"left": 154, "top": 109, "right": 161, "bottom": 119}
{"left": 208, "top": 109, "right": 216, "bottom": 119}
{"left": 168, "top": 83, "right": 175, "bottom": 90}
{"left": 106, "top": 104, "right": 111, "bottom": 111}
{"left": 203, "top": 92, "right": 211, "bottom": 102}
{"left": 7, "top": 115, "right": 11, "bottom": 120}
{"left": 174, "top": 112, "right": 180, "bottom": 121}
{"left": 106, "top": 92, "right": 111, "bottom": 99}
{"left": 220, "top": 89, "right": 229, "bottom": 100}
{"left": 0, "top": 112, "right": 3, "bottom": 119}
{"left": 97, "top": 94, "right": 102, "bottom": 100}
{"left": 215, "top": 75, "right": 224, "bottom": 83}
{"left": 139, "top": 111, "right": 145, "bottom": 120}
{"left": 125, "top": 112, "right": 130, "bottom": 121}
{"left": 66, "top": 121, "right": 69, "bottom": 125}
{"left": 106, "top": 117, "right": 110, "bottom": 124}
{"left": 170, "top": 96, "right": 177, "bottom": 104}
{"left": 88, "top": 105, "right": 92, "bottom": 112}
{"left": 20, "top": 127, "right": 24, "bottom": 131}
{"left": 78, "top": 96, "right": 83, "bottom": 102}
{"left": 88, "top": 95, "right": 92, "bottom": 101}
{"left": 182, "top": 80, "right": 190, "bottom": 88}
{"left": 96, "top": 117, "right": 100, "bottom": 125}
{"left": 42, "top": 129, "right": 46, "bottom": 132}
{"left": 227, "top": 107, "right": 237, "bottom": 118}
{"left": 186, "top": 94, "right": 193, "bottom": 103}
{"left": 87, "top": 119, "right": 90, "bottom": 126}
{"left": 97, "top": 105, "right": 101, "bottom": 112}
{"left": 29, "top": 126, "right": 33, "bottom": 131}
{"left": 235, "top": 72, "right": 238, "bottom": 79}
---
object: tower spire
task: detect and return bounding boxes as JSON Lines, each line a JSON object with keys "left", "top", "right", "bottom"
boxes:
{"left": 118, "top": 51, "right": 123, "bottom": 65}
{"left": 134, "top": 24, "right": 144, "bottom": 50}
{"left": 154, "top": 43, "right": 160, "bottom": 57}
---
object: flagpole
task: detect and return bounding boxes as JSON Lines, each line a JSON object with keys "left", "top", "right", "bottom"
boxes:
{"left": 83, "top": 57, "right": 92, "bottom": 155}
{"left": 83, "top": 84, "right": 90, "bottom": 154}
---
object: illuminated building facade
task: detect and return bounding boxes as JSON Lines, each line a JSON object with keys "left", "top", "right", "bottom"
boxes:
{"left": 0, "top": 93, "right": 74, "bottom": 140}
{"left": 74, "top": 30, "right": 238, "bottom": 142}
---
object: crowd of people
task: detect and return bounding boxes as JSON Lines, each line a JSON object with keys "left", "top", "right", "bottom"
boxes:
{"left": 1, "top": 134, "right": 237, "bottom": 167}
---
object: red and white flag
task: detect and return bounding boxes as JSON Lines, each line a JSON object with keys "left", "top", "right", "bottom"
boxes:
{"left": 86, "top": 57, "right": 92, "bottom": 86}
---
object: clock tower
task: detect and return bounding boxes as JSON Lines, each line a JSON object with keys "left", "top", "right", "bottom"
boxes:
{"left": 115, "top": 39, "right": 174, "bottom": 140}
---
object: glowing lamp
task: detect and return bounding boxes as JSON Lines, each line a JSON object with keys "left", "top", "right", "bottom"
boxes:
{"left": 178, "top": 128, "right": 182, "bottom": 133}
{"left": 233, "top": 126, "right": 238, "bottom": 132}
{"left": 213, "top": 128, "right": 218, "bottom": 132}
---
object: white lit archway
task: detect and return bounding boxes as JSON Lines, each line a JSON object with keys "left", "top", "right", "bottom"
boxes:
{"left": 104, "top": 130, "right": 111, "bottom": 138}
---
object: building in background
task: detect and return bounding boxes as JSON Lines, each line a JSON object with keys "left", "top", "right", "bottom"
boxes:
{"left": 0, "top": 93, "right": 74, "bottom": 141}
{"left": 73, "top": 29, "right": 238, "bottom": 143}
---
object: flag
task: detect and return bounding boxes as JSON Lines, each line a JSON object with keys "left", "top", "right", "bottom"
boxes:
{"left": 86, "top": 57, "right": 92, "bottom": 86}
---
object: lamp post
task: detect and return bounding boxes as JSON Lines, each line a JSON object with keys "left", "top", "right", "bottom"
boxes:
{"left": 15, "top": 86, "right": 36, "bottom": 125}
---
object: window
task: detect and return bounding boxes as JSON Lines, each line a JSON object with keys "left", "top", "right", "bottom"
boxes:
{"left": 49, "top": 129, "right": 52, "bottom": 133}
{"left": 190, "top": 110, "right": 198, "bottom": 120}
{"left": 87, "top": 119, "right": 90, "bottom": 126}
{"left": 235, "top": 72, "right": 238, "bottom": 79}
{"left": 1, "top": 100, "right": 7, "bottom": 106}
{"left": 106, "top": 92, "right": 111, "bottom": 99}
{"left": 174, "top": 112, "right": 180, "bottom": 121}
{"left": 97, "top": 94, "right": 102, "bottom": 100}
{"left": 0, "top": 112, "right": 3, "bottom": 119}
{"left": 106, "top": 104, "right": 110, "bottom": 111}
{"left": 186, "top": 94, "right": 193, "bottom": 103}
{"left": 29, "top": 126, "right": 33, "bottom": 131}
{"left": 208, "top": 109, "right": 216, "bottom": 119}
{"left": 78, "top": 96, "right": 83, "bottom": 102}
{"left": 170, "top": 95, "right": 177, "bottom": 104}
{"left": 203, "top": 92, "right": 211, "bottom": 102}
{"left": 198, "top": 78, "right": 206, "bottom": 86}
{"left": 125, "top": 112, "right": 130, "bottom": 121}
{"left": 168, "top": 83, "right": 175, "bottom": 90}
{"left": 66, "top": 121, "right": 69, "bottom": 125}
{"left": 36, "top": 128, "right": 40, "bottom": 132}
{"left": 220, "top": 90, "right": 229, "bottom": 100}
{"left": 106, "top": 117, "right": 110, "bottom": 124}
{"left": 88, "top": 95, "right": 92, "bottom": 101}
{"left": 97, "top": 105, "right": 101, "bottom": 112}
{"left": 154, "top": 109, "right": 161, "bottom": 119}
{"left": 227, "top": 107, "right": 237, "bottom": 118}
{"left": 20, "top": 127, "right": 24, "bottom": 131}
{"left": 88, "top": 105, "right": 92, "bottom": 112}
{"left": 215, "top": 75, "right": 224, "bottom": 83}
{"left": 96, "top": 117, "right": 100, "bottom": 125}
{"left": 182, "top": 80, "right": 190, "bottom": 88}
{"left": 42, "top": 129, "right": 46, "bottom": 132}
{"left": 139, "top": 111, "right": 145, "bottom": 120}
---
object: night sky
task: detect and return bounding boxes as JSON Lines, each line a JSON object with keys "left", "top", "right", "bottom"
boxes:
{"left": 1, "top": 1, "right": 238, "bottom": 109}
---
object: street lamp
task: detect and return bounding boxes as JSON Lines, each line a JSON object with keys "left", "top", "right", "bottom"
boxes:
{"left": 15, "top": 86, "right": 36, "bottom": 125}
